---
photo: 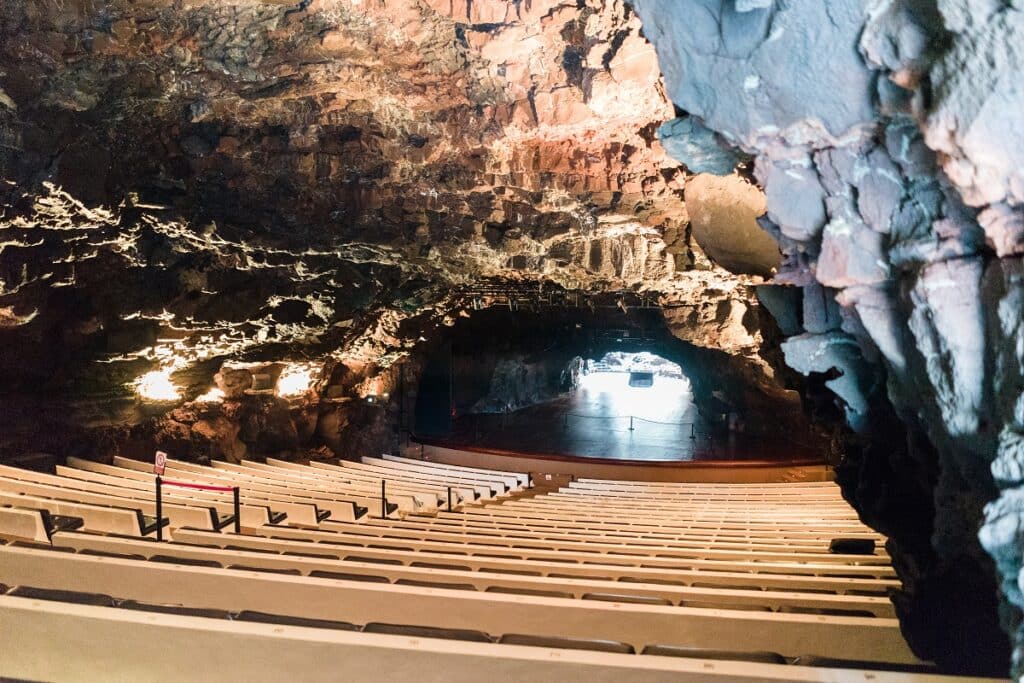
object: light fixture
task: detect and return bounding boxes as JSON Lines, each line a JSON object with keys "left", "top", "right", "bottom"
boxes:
{"left": 133, "top": 368, "right": 181, "bottom": 402}
{"left": 276, "top": 363, "right": 316, "bottom": 398}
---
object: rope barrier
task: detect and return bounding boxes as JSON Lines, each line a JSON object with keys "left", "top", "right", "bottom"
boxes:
{"left": 561, "top": 412, "right": 696, "bottom": 427}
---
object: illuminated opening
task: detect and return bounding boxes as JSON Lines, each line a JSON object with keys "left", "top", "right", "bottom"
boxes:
{"left": 133, "top": 368, "right": 182, "bottom": 402}
{"left": 578, "top": 352, "right": 691, "bottom": 423}
{"left": 276, "top": 363, "right": 317, "bottom": 398}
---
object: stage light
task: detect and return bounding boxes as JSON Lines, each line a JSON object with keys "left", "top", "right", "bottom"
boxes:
{"left": 134, "top": 368, "right": 181, "bottom": 402}
{"left": 277, "top": 363, "right": 316, "bottom": 398}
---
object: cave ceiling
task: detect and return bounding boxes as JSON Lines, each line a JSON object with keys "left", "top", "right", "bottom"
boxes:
{"left": 0, "top": 0, "right": 773, "bottom": 400}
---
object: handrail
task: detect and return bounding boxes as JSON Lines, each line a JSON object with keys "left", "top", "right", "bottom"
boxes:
{"left": 155, "top": 476, "right": 240, "bottom": 541}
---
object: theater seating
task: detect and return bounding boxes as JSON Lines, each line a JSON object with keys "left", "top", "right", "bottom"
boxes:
{"left": 0, "top": 455, "right": 1006, "bottom": 681}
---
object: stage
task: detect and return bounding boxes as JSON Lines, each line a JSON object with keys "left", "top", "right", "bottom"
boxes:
{"left": 418, "top": 373, "right": 820, "bottom": 464}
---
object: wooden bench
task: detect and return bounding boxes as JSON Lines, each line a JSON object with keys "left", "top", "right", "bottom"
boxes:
{"left": 55, "top": 463, "right": 326, "bottom": 527}
{"left": 454, "top": 508, "right": 880, "bottom": 536}
{"left": 63, "top": 459, "right": 365, "bottom": 522}
{"left": 359, "top": 457, "right": 513, "bottom": 495}
{"left": 364, "top": 517, "right": 888, "bottom": 555}
{"left": 50, "top": 530, "right": 896, "bottom": 616}
{"left": 503, "top": 497, "right": 864, "bottom": 519}
{"left": 428, "top": 509, "right": 885, "bottom": 540}
{"left": 317, "top": 519, "right": 890, "bottom": 566}
{"left": 327, "top": 459, "right": 499, "bottom": 500}
{"left": 247, "top": 524, "right": 896, "bottom": 579}
{"left": 0, "top": 506, "right": 55, "bottom": 543}
{"left": 0, "top": 492, "right": 163, "bottom": 537}
{"left": 245, "top": 459, "right": 468, "bottom": 505}
{"left": 108, "top": 458, "right": 378, "bottom": 519}
{"left": 0, "top": 477, "right": 229, "bottom": 532}
{"left": 0, "top": 546, "right": 919, "bottom": 662}
{"left": 319, "top": 459, "right": 498, "bottom": 500}
{"left": 198, "top": 460, "right": 426, "bottom": 511}
{"left": 518, "top": 501, "right": 863, "bottom": 523}
{"left": 171, "top": 528, "right": 899, "bottom": 595}
{"left": 0, "top": 464, "right": 279, "bottom": 527}
{"left": 381, "top": 453, "right": 529, "bottom": 489}
{"left": 6, "top": 596, "right": 982, "bottom": 683}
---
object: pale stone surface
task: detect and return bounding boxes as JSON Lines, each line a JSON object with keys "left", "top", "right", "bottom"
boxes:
{"left": 682, "top": 173, "right": 779, "bottom": 277}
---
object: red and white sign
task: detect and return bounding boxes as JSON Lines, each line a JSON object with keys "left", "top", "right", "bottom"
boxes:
{"left": 153, "top": 450, "right": 167, "bottom": 475}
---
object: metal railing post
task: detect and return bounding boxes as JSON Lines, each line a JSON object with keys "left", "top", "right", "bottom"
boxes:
{"left": 381, "top": 479, "right": 387, "bottom": 519}
{"left": 628, "top": 415, "right": 634, "bottom": 431}
{"left": 233, "top": 486, "right": 241, "bottom": 533}
{"left": 690, "top": 423, "right": 696, "bottom": 439}
{"left": 155, "top": 476, "right": 163, "bottom": 542}
{"left": 447, "top": 486, "right": 453, "bottom": 512}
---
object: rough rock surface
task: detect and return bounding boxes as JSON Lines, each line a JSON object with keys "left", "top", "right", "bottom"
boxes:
{"left": 0, "top": 1, "right": 781, "bottom": 461}
{"left": 632, "top": 0, "right": 1021, "bottom": 675}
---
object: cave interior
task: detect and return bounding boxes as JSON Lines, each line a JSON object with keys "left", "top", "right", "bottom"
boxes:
{"left": 1, "top": 0, "right": 1022, "bottom": 678}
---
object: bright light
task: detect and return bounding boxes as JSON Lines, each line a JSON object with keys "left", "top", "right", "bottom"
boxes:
{"left": 133, "top": 368, "right": 182, "bottom": 402}
{"left": 277, "top": 363, "right": 317, "bottom": 398}
{"left": 577, "top": 353, "right": 692, "bottom": 423}
{"left": 195, "top": 387, "right": 225, "bottom": 403}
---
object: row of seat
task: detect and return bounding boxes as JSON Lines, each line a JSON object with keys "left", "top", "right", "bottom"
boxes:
{"left": 0, "top": 580, "right": 926, "bottom": 667}
{"left": 0, "top": 543, "right": 914, "bottom": 663}
{"left": 0, "top": 455, "right": 985, "bottom": 681}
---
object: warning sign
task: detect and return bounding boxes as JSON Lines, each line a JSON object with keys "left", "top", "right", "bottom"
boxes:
{"left": 153, "top": 450, "right": 167, "bottom": 475}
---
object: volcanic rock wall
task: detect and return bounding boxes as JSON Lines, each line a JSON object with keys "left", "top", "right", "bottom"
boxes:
{"left": 0, "top": 1, "right": 786, "bottom": 465}
{"left": 631, "top": 0, "right": 1021, "bottom": 674}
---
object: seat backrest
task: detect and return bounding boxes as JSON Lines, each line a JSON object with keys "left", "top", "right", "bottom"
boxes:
{"left": 309, "top": 570, "right": 391, "bottom": 584}
{"left": 235, "top": 610, "right": 359, "bottom": 631}
{"left": 119, "top": 600, "right": 232, "bottom": 620}
{"left": 485, "top": 586, "right": 574, "bottom": 599}
{"left": 9, "top": 585, "right": 115, "bottom": 607}
{"left": 499, "top": 633, "right": 635, "bottom": 655}
{"left": 394, "top": 579, "right": 477, "bottom": 591}
{"left": 363, "top": 622, "right": 493, "bottom": 643}
{"left": 582, "top": 593, "right": 673, "bottom": 606}
{"left": 227, "top": 565, "right": 302, "bottom": 576}
{"left": 641, "top": 645, "right": 787, "bottom": 664}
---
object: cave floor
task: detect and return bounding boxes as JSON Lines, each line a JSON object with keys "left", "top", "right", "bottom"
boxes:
{"left": 434, "top": 376, "right": 820, "bottom": 463}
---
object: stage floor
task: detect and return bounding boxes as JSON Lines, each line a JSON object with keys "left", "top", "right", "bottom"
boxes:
{"left": 429, "top": 375, "right": 818, "bottom": 463}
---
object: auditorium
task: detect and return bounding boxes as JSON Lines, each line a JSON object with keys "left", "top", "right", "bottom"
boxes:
{"left": 0, "top": 1, "right": 1020, "bottom": 680}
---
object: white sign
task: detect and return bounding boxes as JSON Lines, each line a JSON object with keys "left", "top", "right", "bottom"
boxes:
{"left": 153, "top": 450, "right": 167, "bottom": 476}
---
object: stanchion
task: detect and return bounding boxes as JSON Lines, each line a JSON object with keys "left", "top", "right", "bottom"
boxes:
{"left": 447, "top": 486, "right": 453, "bottom": 512}
{"left": 155, "top": 477, "right": 240, "bottom": 539}
{"left": 690, "top": 423, "right": 696, "bottom": 439}
{"left": 155, "top": 476, "right": 163, "bottom": 542}
{"left": 628, "top": 415, "right": 634, "bottom": 431}
{"left": 381, "top": 479, "right": 388, "bottom": 519}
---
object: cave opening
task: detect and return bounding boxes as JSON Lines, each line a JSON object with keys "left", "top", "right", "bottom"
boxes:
{"left": 410, "top": 304, "right": 819, "bottom": 462}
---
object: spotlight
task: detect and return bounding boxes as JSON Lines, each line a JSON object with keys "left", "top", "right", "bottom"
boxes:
{"left": 133, "top": 368, "right": 182, "bottom": 402}
{"left": 195, "top": 387, "right": 225, "bottom": 403}
{"left": 277, "top": 363, "right": 316, "bottom": 398}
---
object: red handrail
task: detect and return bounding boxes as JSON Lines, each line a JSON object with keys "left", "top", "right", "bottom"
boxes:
{"left": 160, "top": 478, "right": 235, "bottom": 493}
{"left": 154, "top": 476, "right": 241, "bottom": 540}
